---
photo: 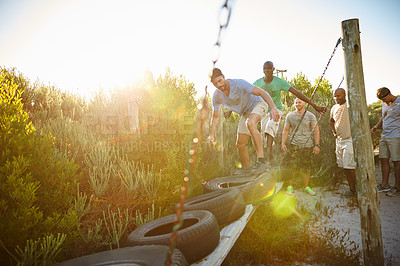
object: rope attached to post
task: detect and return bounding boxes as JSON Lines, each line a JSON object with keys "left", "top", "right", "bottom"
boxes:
{"left": 288, "top": 37, "right": 342, "bottom": 146}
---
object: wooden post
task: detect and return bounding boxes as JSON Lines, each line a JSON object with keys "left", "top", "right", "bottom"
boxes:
{"left": 341, "top": 18, "right": 384, "bottom": 265}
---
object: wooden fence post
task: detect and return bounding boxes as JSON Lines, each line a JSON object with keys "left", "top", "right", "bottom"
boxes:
{"left": 341, "top": 18, "right": 384, "bottom": 265}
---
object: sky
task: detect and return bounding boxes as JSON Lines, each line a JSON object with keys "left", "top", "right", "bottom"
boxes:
{"left": 0, "top": 0, "right": 399, "bottom": 104}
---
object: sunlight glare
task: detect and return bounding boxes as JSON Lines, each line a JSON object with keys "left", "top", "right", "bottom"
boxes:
{"left": 271, "top": 192, "right": 298, "bottom": 219}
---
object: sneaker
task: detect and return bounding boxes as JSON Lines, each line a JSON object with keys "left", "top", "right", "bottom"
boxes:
{"left": 377, "top": 184, "right": 391, "bottom": 192}
{"left": 343, "top": 190, "right": 357, "bottom": 198}
{"left": 249, "top": 161, "right": 268, "bottom": 175}
{"left": 286, "top": 185, "right": 294, "bottom": 195}
{"left": 304, "top": 186, "right": 316, "bottom": 196}
{"left": 231, "top": 167, "right": 251, "bottom": 175}
{"left": 232, "top": 161, "right": 262, "bottom": 175}
{"left": 386, "top": 187, "right": 400, "bottom": 197}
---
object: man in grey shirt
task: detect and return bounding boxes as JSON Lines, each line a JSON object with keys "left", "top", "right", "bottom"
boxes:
{"left": 371, "top": 87, "right": 400, "bottom": 197}
{"left": 281, "top": 98, "right": 320, "bottom": 195}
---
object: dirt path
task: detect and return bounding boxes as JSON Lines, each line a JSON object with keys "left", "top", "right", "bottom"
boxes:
{"left": 294, "top": 163, "right": 400, "bottom": 265}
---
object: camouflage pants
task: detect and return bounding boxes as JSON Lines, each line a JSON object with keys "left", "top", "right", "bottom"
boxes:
{"left": 281, "top": 144, "right": 315, "bottom": 174}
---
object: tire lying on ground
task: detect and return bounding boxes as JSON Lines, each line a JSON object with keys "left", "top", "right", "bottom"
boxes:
{"left": 239, "top": 171, "right": 281, "bottom": 204}
{"left": 202, "top": 174, "right": 260, "bottom": 194}
{"left": 54, "top": 245, "right": 188, "bottom": 266}
{"left": 126, "top": 210, "right": 219, "bottom": 264}
{"left": 174, "top": 189, "right": 246, "bottom": 225}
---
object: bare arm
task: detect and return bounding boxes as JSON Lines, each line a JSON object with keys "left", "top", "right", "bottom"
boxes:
{"left": 289, "top": 87, "right": 327, "bottom": 114}
{"left": 330, "top": 117, "right": 337, "bottom": 138}
{"left": 251, "top": 86, "right": 280, "bottom": 122}
{"left": 281, "top": 124, "right": 290, "bottom": 152}
{"left": 371, "top": 117, "right": 383, "bottom": 134}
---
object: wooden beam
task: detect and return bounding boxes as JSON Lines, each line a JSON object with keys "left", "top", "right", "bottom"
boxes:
{"left": 192, "top": 181, "right": 284, "bottom": 265}
{"left": 192, "top": 204, "right": 257, "bottom": 266}
{"left": 341, "top": 18, "right": 384, "bottom": 266}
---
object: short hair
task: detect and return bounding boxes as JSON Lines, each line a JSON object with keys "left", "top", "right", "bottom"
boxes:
{"left": 377, "top": 87, "right": 391, "bottom": 99}
{"left": 335, "top": 88, "right": 346, "bottom": 95}
{"left": 263, "top": 61, "right": 274, "bottom": 68}
{"left": 210, "top": 68, "right": 223, "bottom": 81}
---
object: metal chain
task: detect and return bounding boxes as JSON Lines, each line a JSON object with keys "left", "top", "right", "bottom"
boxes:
{"left": 288, "top": 37, "right": 342, "bottom": 146}
{"left": 165, "top": 93, "right": 210, "bottom": 266}
{"left": 206, "top": 0, "right": 235, "bottom": 117}
{"left": 309, "top": 37, "right": 342, "bottom": 101}
{"left": 211, "top": 0, "right": 235, "bottom": 69}
{"left": 165, "top": 1, "right": 234, "bottom": 265}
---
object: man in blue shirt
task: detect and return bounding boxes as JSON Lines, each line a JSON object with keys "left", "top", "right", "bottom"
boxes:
{"left": 208, "top": 68, "right": 279, "bottom": 172}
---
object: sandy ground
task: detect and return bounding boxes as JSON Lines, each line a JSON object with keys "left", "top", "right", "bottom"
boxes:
{"left": 293, "top": 163, "right": 400, "bottom": 265}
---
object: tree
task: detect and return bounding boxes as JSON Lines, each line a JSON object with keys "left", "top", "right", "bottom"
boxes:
{"left": 285, "top": 72, "right": 333, "bottom": 108}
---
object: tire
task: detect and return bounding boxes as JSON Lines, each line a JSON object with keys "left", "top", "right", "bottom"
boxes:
{"left": 202, "top": 174, "right": 259, "bottom": 194}
{"left": 174, "top": 189, "right": 246, "bottom": 225}
{"left": 54, "top": 245, "right": 188, "bottom": 266}
{"left": 239, "top": 170, "right": 280, "bottom": 204}
{"left": 126, "top": 210, "right": 220, "bottom": 264}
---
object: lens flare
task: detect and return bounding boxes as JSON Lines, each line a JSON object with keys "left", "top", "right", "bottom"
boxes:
{"left": 235, "top": 161, "right": 242, "bottom": 169}
{"left": 248, "top": 181, "right": 278, "bottom": 204}
{"left": 271, "top": 192, "right": 301, "bottom": 219}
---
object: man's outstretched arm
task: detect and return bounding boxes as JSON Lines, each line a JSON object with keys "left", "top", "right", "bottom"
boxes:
{"left": 289, "top": 87, "right": 327, "bottom": 114}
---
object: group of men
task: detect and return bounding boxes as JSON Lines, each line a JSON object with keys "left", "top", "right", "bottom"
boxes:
{"left": 207, "top": 62, "right": 400, "bottom": 197}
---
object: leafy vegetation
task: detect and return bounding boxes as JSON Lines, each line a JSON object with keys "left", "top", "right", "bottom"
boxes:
{"left": 0, "top": 69, "right": 80, "bottom": 264}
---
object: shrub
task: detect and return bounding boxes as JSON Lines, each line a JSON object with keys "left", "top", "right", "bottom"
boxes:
{"left": 0, "top": 70, "right": 80, "bottom": 264}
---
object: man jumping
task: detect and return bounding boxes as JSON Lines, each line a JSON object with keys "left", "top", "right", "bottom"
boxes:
{"left": 208, "top": 68, "right": 279, "bottom": 173}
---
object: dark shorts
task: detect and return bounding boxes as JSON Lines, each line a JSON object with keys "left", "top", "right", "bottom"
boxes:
{"left": 282, "top": 144, "right": 314, "bottom": 172}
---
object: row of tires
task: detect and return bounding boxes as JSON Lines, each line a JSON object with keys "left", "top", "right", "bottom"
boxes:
{"left": 56, "top": 168, "right": 280, "bottom": 265}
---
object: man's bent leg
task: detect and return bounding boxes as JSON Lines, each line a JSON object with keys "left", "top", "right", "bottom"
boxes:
{"left": 394, "top": 161, "right": 400, "bottom": 188}
{"left": 237, "top": 133, "right": 250, "bottom": 168}
{"left": 265, "top": 133, "right": 274, "bottom": 163}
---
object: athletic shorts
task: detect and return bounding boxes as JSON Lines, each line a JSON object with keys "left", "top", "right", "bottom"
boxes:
{"left": 260, "top": 109, "right": 283, "bottom": 138}
{"left": 335, "top": 138, "right": 355, "bottom": 169}
{"left": 379, "top": 138, "right": 400, "bottom": 161}
{"left": 237, "top": 101, "right": 269, "bottom": 135}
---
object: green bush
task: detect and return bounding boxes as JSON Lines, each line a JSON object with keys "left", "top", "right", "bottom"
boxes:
{"left": 0, "top": 67, "right": 87, "bottom": 124}
{"left": 368, "top": 100, "right": 382, "bottom": 149}
{"left": 0, "top": 70, "right": 80, "bottom": 264}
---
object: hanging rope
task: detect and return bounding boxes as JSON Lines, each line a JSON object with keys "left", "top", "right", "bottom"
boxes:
{"left": 164, "top": 1, "right": 235, "bottom": 265}
{"left": 288, "top": 37, "right": 342, "bottom": 146}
